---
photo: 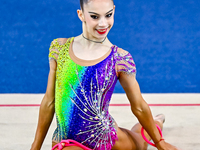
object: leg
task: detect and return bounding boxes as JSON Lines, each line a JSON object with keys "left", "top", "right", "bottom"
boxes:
{"left": 52, "top": 115, "right": 165, "bottom": 150}
{"left": 130, "top": 114, "right": 165, "bottom": 150}
{"left": 112, "top": 114, "right": 165, "bottom": 150}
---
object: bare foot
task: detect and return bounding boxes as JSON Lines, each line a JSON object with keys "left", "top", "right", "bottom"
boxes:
{"left": 154, "top": 114, "right": 165, "bottom": 124}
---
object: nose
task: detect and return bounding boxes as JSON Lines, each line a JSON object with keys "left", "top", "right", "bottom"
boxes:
{"left": 98, "top": 17, "right": 107, "bottom": 27}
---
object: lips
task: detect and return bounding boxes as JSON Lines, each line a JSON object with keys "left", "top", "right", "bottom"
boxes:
{"left": 96, "top": 28, "right": 108, "bottom": 35}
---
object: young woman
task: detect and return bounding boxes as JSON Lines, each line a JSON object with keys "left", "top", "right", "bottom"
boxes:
{"left": 31, "top": 0, "right": 180, "bottom": 150}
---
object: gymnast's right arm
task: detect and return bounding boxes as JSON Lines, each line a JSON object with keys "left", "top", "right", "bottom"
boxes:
{"left": 30, "top": 59, "right": 57, "bottom": 150}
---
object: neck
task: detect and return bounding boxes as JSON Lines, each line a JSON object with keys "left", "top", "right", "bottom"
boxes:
{"left": 74, "top": 35, "right": 113, "bottom": 52}
{"left": 82, "top": 34, "right": 107, "bottom": 44}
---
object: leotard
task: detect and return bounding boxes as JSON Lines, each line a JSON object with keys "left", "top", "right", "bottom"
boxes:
{"left": 49, "top": 37, "right": 136, "bottom": 150}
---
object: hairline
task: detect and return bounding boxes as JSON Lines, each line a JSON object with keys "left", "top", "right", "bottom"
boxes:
{"left": 80, "top": 0, "right": 114, "bottom": 11}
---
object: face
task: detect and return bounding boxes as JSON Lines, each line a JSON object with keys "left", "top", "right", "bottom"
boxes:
{"left": 78, "top": 0, "right": 115, "bottom": 40}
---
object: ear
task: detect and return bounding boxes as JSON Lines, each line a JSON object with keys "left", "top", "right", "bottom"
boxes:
{"left": 77, "top": 9, "right": 85, "bottom": 22}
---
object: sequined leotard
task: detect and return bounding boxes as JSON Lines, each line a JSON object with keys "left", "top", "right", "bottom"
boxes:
{"left": 49, "top": 37, "right": 136, "bottom": 150}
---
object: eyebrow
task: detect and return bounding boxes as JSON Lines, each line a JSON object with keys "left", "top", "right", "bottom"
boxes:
{"left": 88, "top": 9, "right": 114, "bottom": 15}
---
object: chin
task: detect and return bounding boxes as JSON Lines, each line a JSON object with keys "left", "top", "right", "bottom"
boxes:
{"left": 96, "top": 34, "right": 108, "bottom": 40}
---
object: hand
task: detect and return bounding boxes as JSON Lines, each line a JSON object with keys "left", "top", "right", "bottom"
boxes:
{"left": 156, "top": 140, "right": 181, "bottom": 150}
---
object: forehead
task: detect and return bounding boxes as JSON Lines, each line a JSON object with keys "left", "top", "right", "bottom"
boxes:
{"left": 84, "top": 0, "right": 114, "bottom": 13}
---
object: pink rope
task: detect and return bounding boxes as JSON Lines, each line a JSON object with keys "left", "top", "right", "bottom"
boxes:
{"left": 141, "top": 124, "right": 163, "bottom": 147}
{"left": 52, "top": 139, "right": 92, "bottom": 150}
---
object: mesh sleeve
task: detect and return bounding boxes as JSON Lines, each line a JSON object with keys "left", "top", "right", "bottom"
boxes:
{"left": 48, "top": 39, "right": 60, "bottom": 62}
{"left": 115, "top": 48, "right": 136, "bottom": 76}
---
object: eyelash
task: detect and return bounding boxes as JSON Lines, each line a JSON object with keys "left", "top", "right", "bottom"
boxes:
{"left": 106, "top": 13, "right": 113, "bottom": 18}
{"left": 90, "top": 13, "right": 113, "bottom": 20}
{"left": 91, "top": 15, "right": 99, "bottom": 19}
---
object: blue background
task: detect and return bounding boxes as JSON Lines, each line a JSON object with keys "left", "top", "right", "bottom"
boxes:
{"left": 0, "top": 0, "right": 200, "bottom": 93}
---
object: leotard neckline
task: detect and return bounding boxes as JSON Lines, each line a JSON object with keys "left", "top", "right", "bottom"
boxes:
{"left": 69, "top": 37, "right": 115, "bottom": 66}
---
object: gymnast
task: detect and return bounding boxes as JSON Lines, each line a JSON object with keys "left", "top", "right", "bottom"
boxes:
{"left": 31, "top": 0, "right": 180, "bottom": 149}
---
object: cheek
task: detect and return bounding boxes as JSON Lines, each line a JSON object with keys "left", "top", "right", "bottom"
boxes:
{"left": 85, "top": 16, "right": 96, "bottom": 28}
{"left": 108, "top": 18, "right": 114, "bottom": 26}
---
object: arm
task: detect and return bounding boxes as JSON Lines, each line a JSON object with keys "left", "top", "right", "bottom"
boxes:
{"left": 119, "top": 74, "right": 179, "bottom": 150}
{"left": 119, "top": 75, "right": 161, "bottom": 143}
{"left": 31, "top": 60, "right": 57, "bottom": 150}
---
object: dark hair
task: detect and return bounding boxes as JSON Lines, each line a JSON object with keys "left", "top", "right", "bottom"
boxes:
{"left": 80, "top": 0, "right": 114, "bottom": 11}
{"left": 80, "top": 0, "right": 88, "bottom": 10}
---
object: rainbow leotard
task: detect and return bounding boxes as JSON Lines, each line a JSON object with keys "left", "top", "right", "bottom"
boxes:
{"left": 48, "top": 37, "right": 136, "bottom": 150}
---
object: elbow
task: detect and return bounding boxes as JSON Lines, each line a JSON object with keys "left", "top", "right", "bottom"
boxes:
{"left": 47, "top": 99, "right": 55, "bottom": 109}
{"left": 131, "top": 101, "right": 150, "bottom": 118}
{"left": 41, "top": 94, "right": 55, "bottom": 109}
{"left": 131, "top": 106, "right": 144, "bottom": 118}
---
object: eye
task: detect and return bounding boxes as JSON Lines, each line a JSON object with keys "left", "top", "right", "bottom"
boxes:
{"left": 106, "top": 13, "right": 113, "bottom": 18}
{"left": 91, "top": 15, "right": 99, "bottom": 19}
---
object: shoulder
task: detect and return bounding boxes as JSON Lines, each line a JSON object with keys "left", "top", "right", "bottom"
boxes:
{"left": 51, "top": 38, "right": 70, "bottom": 45}
{"left": 114, "top": 47, "right": 133, "bottom": 59}
{"left": 116, "top": 47, "right": 129, "bottom": 55}
{"left": 115, "top": 47, "right": 136, "bottom": 76}
{"left": 56, "top": 38, "right": 69, "bottom": 45}
{"left": 48, "top": 38, "right": 70, "bottom": 61}
{"left": 114, "top": 46, "right": 136, "bottom": 65}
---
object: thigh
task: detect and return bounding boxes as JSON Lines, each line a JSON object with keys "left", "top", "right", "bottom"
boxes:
{"left": 112, "top": 127, "right": 145, "bottom": 150}
{"left": 52, "top": 141, "right": 83, "bottom": 150}
{"left": 52, "top": 127, "right": 146, "bottom": 150}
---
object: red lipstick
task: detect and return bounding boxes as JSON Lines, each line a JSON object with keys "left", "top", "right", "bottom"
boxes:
{"left": 96, "top": 28, "right": 108, "bottom": 35}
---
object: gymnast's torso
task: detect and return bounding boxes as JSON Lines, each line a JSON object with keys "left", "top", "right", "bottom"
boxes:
{"left": 49, "top": 37, "right": 136, "bottom": 150}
